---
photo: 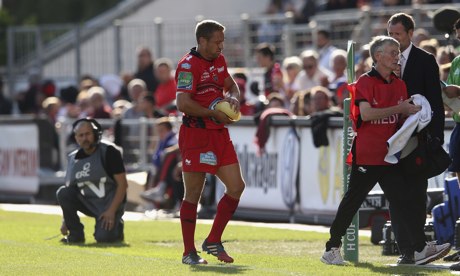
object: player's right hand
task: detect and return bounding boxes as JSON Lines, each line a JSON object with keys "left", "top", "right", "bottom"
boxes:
{"left": 400, "top": 98, "right": 421, "bottom": 115}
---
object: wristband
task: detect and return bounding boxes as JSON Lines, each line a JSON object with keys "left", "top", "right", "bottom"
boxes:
{"left": 209, "top": 97, "right": 223, "bottom": 110}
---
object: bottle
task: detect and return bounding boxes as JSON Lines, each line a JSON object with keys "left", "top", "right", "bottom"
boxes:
{"left": 380, "top": 221, "right": 399, "bottom": 255}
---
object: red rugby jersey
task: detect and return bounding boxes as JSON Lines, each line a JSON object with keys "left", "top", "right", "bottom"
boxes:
{"left": 353, "top": 68, "right": 408, "bottom": 165}
{"left": 175, "top": 47, "right": 230, "bottom": 129}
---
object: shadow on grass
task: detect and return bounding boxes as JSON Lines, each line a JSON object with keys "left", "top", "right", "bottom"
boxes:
{"left": 146, "top": 239, "right": 179, "bottom": 244}
{"left": 190, "top": 264, "right": 251, "bottom": 274}
{"left": 354, "top": 261, "right": 449, "bottom": 275}
{"left": 71, "top": 241, "right": 131, "bottom": 248}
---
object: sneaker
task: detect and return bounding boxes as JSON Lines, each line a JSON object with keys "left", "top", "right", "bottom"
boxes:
{"left": 182, "top": 251, "right": 208, "bottom": 265}
{"left": 450, "top": 261, "right": 460, "bottom": 271}
{"left": 60, "top": 235, "right": 85, "bottom": 244}
{"left": 320, "top": 247, "right": 346, "bottom": 265}
{"left": 444, "top": 251, "right": 460, "bottom": 262}
{"left": 396, "top": 254, "right": 415, "bottom": 265}
{"left": 202, "top": 239, "right": 234, "bottom": 263}
{"left": 140, "top": 182, "right": 167, "bottom": 203}
{"left": 414, "top": 241, "right": 451, "bottom": 265}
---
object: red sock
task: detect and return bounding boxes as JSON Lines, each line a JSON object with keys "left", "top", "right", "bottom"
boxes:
{"left": 207, "top": 194, "right": 239, "bottom": 243}
{"left": 180, "top": 200, "right": 197, "bottom": 255}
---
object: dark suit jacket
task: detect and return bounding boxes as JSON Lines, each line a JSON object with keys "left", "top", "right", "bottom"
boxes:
{"left": 402, "top": 45, "right": 445, "bottom": 143}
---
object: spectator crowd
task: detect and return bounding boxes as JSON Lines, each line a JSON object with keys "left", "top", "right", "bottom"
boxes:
{"left": 1, "top": 1, "right": 460, "bottom": 215}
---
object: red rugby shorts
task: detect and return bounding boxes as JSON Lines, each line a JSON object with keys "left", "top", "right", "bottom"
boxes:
{"left": 179, "top": 125, "right": 238, "bottom": 174}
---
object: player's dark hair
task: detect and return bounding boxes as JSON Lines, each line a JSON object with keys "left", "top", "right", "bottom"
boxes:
{"left": 195, "top": 20, "right": 225, "bottom": 43}
{"left": 317, "top": 29, "right": 330, "bottom": 39}
{"left": 455, "top": 18, "right": 460, "bottom": 30}
{"left": 255, "top": 42, "right": 275, "bottom": 60}
{"left": 388, "top": 13, "right": 415, "bottom": 32}
{"left": 143, "top": 95, "right": 156, "bottom": 105}
{"left": 233, "top": 72, "right": 247, "bottom": 82}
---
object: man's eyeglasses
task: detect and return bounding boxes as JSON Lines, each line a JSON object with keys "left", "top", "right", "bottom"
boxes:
{"left": 381, "top": 50, "right": 401, "bottom": 58}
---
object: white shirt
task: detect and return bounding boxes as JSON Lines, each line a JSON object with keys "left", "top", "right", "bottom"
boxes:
{"left": 318, "top": 44, "right": 337, "bottom": 72}
{"left": 400, "top": 43, "right": 412, "bottom": 77}
{"left": 292, "top": 67, "right": 330, "bottom": 92}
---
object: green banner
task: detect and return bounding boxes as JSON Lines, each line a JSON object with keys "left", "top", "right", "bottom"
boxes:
{"left": 342, "top": 40, "right": 359, "bottom": 262}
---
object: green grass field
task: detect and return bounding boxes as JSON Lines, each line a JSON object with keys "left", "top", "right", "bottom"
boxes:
{"left": 0, "top": 210, "right": 455, "bottom": 275}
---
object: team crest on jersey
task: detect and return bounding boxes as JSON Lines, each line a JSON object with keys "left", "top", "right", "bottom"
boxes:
{"left": 177, "top": 71, "right": 193, "bottom": 90}
{"left": 200, "top": 151, "right": 217, "bottom": 166}
{"left": 213, "top": 74, "right": 218, "bottom": 82}
{"left": 181, "top": 63, "right": 191, "bottom": 69}
{"left": 201, "top": 71, "right": 210, "bottom": 82}
{"left": 217, "top": 66, "right": 224, "bottom": 73}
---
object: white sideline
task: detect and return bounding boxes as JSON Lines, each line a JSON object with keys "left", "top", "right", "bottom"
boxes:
{"left": 0, "top": 203, "right": 371, "bottom": 237}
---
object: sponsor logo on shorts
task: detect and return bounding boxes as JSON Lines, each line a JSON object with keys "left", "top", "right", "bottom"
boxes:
{"left": 177, "top": 72, "right": 193, "bottom": 90}
{"left": 181, "top": 63, "right": 191, "bottom": 69}
{"left": 200, "top": 151, "right": 217, "bottom": 166}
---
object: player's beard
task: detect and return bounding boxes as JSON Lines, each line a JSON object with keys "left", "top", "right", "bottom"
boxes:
{"left": 81, "top": 140, "right": 97, "bottom": 152}
{"left": 209, "top": 48, "right": 221, "bottom": 60}
{"left": 208, "top": 52, "right": 219, "bottom": 60}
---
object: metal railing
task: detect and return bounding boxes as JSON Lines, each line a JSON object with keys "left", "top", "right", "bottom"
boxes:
{"left": 6, "top": 3, "right": 459, "bottom": 96}
{"left": 56, "top": 116, "right": 182, "bottom": 174}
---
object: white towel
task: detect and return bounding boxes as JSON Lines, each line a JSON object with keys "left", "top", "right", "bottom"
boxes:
{"left": 384, "top": 94, "right": 431, "bottom": 164}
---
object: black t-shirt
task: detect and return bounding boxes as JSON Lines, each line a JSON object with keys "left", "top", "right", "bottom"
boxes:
{"left": 135, "top": 63, "right": 159, "bottom": 93}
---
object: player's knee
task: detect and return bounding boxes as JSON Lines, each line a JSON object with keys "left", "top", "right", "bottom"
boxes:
{"left": 94, "top": 222, "right": 124, "bottom": 243}
{"left": 184, "top": 187, "right": 203, "bottom": 203}
{"left": 94, "top": 232, "right": 110, "bottom": 243}
{"left": 236, "top": 181, "right": 246, "bottom": 195}
{"left": 227, "top": 180, "right": 245, "bottom": 197}
{"left": 56, "top": 186, "right": 74, "bottom": 205}
{"left": 94, "top": 230, "right": 117, "bottom": 243}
